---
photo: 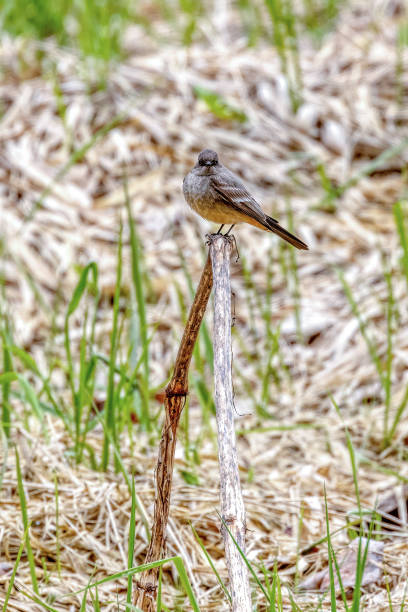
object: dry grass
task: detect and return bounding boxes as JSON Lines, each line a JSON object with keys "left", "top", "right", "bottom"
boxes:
{"left": 1, "top": 0, "right": 408, "bottom": 609}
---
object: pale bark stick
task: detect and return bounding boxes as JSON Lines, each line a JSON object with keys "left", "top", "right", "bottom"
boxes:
{"left": 209, "top": 235, "right": 252, "bottom": 612}
{"left": 136, "top": 253, "right": 213, "bottom": 612}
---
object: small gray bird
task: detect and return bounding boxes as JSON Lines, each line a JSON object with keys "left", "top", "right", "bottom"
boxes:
{"left": 183, "top": 149, "right": 308, "bottom": 250}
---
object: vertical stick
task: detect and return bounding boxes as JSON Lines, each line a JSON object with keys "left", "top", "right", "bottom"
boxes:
{"left": 209, "top": 235, "right": 252, "bottom": 611}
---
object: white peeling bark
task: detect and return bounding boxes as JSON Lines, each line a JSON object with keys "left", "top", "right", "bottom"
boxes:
{"left": 209, "top": 234, "right": 251, "bottom": 612}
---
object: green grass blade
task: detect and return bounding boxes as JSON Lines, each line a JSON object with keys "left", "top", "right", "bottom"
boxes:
{"left": 193, "top": 86, "right": 247, "bottom": 122}
{"left": 157, "top": 565, "right": 163, "bottom": 612}
{"left": 191, "top": 523, "right": 232, "bottom": 604}
{"left": 54, "top": 472, "right": 61, "bottom": 579}
{"left": 27, "top": 115, "right": 124, "bottom": 223}
{"left": 16, "top": 373, "right": 46, "bottom": 434}
{"left": 350, "top": 508, "right": 376, "bottom": 612}
{"left": 382, "top": 261, "right": 395, "bottom": 445}
{"left": 399, "top": 579, "right": 408, "bottom": 611}
{"left": 0, "top": 429, "right": 8, "bottom": 492}
{"left": 295, "top": 502, "right": 305, "bottom": 588}
{"left": 127, "top": 475, "right": 137, "bottom": 606}
{"left": 8, "top": 344, "right": 39, "bottom": 374}
{"left": 333, "top": 396, "right": 375, "bottom": 610}
{"left": 172, "top": 556, "right": 200, "bottom": 611}
{"left": 13, "top": 589, "right": 60, "bottom": 612}
{"left": 351, "top": 536, "right": 370, "bottom": 612}
{"left": 359, "top": 453, "right": 408, "bottom": 483}
{"left": 2, "top": 523, "right": 28, "bottom": 612}
{"left": 339, "top": 137, "right": 408, "bottom": 195}
{"left": 125, "top": 179, "right": 150, "bottom": 431}
{"left": 75, "top": 329, "right": 88, "bottom": 461}
{"left": 287, "top": 588, "right": 301, "bottom": 611}
{"left": 64, "top": 262, "right": 98, "bottom": 402}
{"left": 345, "top": 430, "right": 361, "bottom": 516}
{"left": 7, "top": 344, "right": 69, "bottom": 429}
{"left": 1, "top": 326, "right": 13, "bottom": 437}
{"left": 218, "top": 511, "right": 268, "bottom": 602}
{"left": 385, "top": 574, "right": 394, "bottom": 612}
{"left": 330, "top": 537, "right": 349, "bottom": 612}
{"left": 101, "top": 222, "right": 123, "bottom": 470}
{"left": 286, "top": 198, "right": 303, "bottom": 343}
{"left": 80, "top": 584, "right": 87, "bottom": 611}
{"left": 98, "top": 412, "right": 151, "bottom": 541}
{"left": 337, "top": 268, "right": 384, "bottom": 389}
{"left": 263, "top": 0, "right": 302, "bottom": 111}
{"left": 237, "top": 0, "right": 264, "bottom": 45}
{"left": 64, "top": 262, "right": 98, "bottom": 459}
{"left": 394, "top": 200, "right": 408, "bottom": 291}
{"left": 316, "top": 139, "right": 408, "bottom": 209}
{"left": 90, "top": 584, "right": 101, "bottom": 611}
{"left": 15, "top": 447, "right": 39, "bottom": 594}
{"left": 388, "top": 382, "right": 408, "bottom": 445}
{"left": 323, "top": 485, "right": 337, "bottom": 612}
{"left": 67, "top": 556, "right": 189, "bottom": 594}
{"left": 332, "top": 396, "right": 361, "bottom": 514}
{"left": 260, "top": 562, "right": 277, "bottom": 611}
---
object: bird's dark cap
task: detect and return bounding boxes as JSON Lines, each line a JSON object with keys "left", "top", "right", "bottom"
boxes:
{"left": 197, "top": 149, "right": 219, "bottom": 165}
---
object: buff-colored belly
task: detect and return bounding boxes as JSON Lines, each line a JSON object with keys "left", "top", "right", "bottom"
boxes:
{"left": 188, "top": 196, "right": 268, "bottom": 230}
{"left": 186, "top": 194, "right": 256, "bottom": 224}
{"left": 191, "top": 199, "right": 239, "bottom": 223}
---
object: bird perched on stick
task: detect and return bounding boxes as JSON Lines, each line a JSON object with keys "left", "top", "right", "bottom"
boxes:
{"left": 183, "top": 149, "right": 308, "bottom": 250}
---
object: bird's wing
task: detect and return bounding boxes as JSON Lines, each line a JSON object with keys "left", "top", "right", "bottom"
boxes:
{"left": 210, "top": 168, "right": 278, "bottom": 224}
{"left": 211, "top": 167, "right": 308, "bottom": 249}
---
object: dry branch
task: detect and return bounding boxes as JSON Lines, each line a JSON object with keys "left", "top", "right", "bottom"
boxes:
{"left": 210, "top": 234, "right": 251, "bottom": 611}
{"left": 136, "top": 252, "right": 213, "bottom": 611}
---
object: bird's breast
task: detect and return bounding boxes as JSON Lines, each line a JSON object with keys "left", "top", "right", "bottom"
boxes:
{"left": 183, "top": 174, "right": 210, "bottom": 212}
{"left": 183, "top": 172, "right": 245, "bottom": 224}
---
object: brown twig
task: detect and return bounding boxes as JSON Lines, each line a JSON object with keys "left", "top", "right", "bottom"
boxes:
{"left": 136, "top": 252, "right": 213, "bottom": 611}
{"left": 210, "top": 234, "right": 251, "bottom": 611}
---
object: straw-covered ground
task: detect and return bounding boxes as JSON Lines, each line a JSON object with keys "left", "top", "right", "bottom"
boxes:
{"left": 1, "top": 0, "right": 408, "bottom": 609}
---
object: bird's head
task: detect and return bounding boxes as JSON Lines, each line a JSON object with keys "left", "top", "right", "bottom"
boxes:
{"left": 196, "top": 149, "right": 219, "bottom": 168}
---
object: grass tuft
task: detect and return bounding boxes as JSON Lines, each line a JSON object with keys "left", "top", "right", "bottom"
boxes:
{"left": 193, "top": 86, "right": 247, "bottom": 123}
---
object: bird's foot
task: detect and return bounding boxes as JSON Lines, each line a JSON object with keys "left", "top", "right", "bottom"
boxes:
{"left": 205, "top": 232, "right": 239, "bottom": 260}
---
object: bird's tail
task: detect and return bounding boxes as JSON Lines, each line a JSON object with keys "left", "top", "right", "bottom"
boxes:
{"left": 263, "top": 215, "right": 308, "bottom": 250}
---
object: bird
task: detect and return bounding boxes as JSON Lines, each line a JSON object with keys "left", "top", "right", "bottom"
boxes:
{"left": 183, "top": 149, "right": 308, "bottom": 250}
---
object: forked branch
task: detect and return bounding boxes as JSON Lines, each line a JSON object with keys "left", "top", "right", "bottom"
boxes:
{"left": 136, "top": 253, "right": 213, "bottom": 611}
